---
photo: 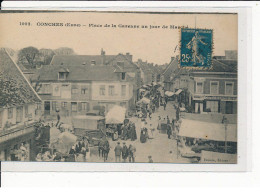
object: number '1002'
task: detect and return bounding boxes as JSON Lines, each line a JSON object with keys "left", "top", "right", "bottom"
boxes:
{"left": 20, "top": 22, "right": 31, "bottom": 26}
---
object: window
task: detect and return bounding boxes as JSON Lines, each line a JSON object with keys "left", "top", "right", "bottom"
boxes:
{"left": 206, "top": 101, "right": 219, "bottom": 112}
{"left": 36, "top": 104, "right": 41, "bottom": 110}
{"left": 81, "top": 102, "right": 89, "bottom": 111}
{"left": 225, "top": 82, "right": 234, "bottom": 95}
{"left": 71, "top": 102, "right": 77, "bottom": 112}
{"left": 210, "top": 81, "right": 219, "bottom": 95}
{"left": 99, "top": 85, "right": 105, "bottom": 96}
{"left": 62, "top": 102, "right": 67, "bottom": 108}
{"left": 109, "top": 85, "right": 115, "bottom": 96}
{"left": 52, "top": 101, "right": 57, "bottom": 111}
{"left": 58, "top": 72, "right": 66, "bottom": 80}
{"left": 196, "top": 82, "right": 203, "bottom": 94}
{"left": 81, "top": 87, "right": 88, "bottom": 94}
{"left": 121, "top": 85, "right": 126, "bottom": 96}
{"left": 72, "top": 88, "right": 78, "bottom": 94}
{"left": 121, "top": 73, "right": 126, "bottom": 80}
{"left": 8, "top": 108, "right": 13, "bottom": 119}
{"left": 25, "top": 105, "right": 29, "bottom": 118}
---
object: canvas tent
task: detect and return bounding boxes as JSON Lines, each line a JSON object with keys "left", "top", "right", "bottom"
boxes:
{"left": 175, "top": 89, "right": 182, "bottom": 95}
{"left": 165, "top": 91, "right": 174, "bottom": 97}
{"left": 137, "top": 97, "right": 150, "bottom": 104}
{"left": 179, "top": 119, "right": 237, "bottom": 142}
{"left": 50, "top": 131, "right": 77, "bottom": 154}
{"left": 105, "top": 105, "right": 126, "bottom": 124}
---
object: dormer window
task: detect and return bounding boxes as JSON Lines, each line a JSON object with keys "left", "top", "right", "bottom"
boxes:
{"left": 58, "top": 68, "right": 69, "bottom": 80}
{"left": 58, "top": 72, "right": 66, "bottom": 80}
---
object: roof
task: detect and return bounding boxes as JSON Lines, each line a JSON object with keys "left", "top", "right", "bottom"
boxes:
{"left": 0, "top": 48, "right": 41, "bottom": 108}
{"left": 50, "top": 55, "right": 116, "bottom": 66}
{"left": 179, "top": 119, "right": 237, "bottom": 142}
{"left": 192, "top": 59, "right": 237, "bottom": 73}
{"left": 33, "top": 65, "right": 128, "bottom": 82}
{"left": 137, "top": 61, "right": 160, "bottom": 74}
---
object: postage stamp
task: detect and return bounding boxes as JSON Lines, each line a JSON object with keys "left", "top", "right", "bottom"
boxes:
{"left": 180, "top": 28, "right": 213, "bottom": 68}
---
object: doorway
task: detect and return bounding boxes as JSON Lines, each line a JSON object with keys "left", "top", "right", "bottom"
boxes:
{"left": 44, "top": 101, "right": 50, "bottom": 115}
{"left": 225, "top": 101, "right": 233, "bottom": 114}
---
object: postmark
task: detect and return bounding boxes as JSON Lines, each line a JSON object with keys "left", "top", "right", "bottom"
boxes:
{"left": 180, "top": 28, "right": 213, "bottom": 68}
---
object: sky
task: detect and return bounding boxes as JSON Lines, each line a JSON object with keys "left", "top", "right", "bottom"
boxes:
{"left": 0, "top": 12, "right": 237, "bottom": 65}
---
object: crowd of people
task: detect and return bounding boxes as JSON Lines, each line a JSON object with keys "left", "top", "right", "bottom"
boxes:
{"left": 114, "top": 142, "right": 136, "bottom": 163}
{"left": 35, "top": 139, "right": 90, "bottom": 162}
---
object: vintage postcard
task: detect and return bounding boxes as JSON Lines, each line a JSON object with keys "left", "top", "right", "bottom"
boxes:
{"left": 0, "top": 11, "right": 240, "bottom": 166}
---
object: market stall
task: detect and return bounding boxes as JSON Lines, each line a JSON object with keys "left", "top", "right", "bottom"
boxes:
{"left": 137, "top": 97, "right": 150, "bottom": 105}
{"left": 50, "top": 131, "right": 77, "bottom": 155}
{"left": 178, "top": 119, "right": 237, "bottom": 158}
{"left": 179, "top": 119, "right": 237, "bottom": 142}
{"left": 105, "top": 105, "right": 127, "bottom": 140}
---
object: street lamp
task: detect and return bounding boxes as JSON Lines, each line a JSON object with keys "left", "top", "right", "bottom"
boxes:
{"left": 222, "top": 116, "right": 229, "bottom": 153}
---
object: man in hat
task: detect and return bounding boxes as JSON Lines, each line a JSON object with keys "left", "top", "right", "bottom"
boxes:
{"left": 128, "top": 144, "right": 136, "bottom": 163}
{"left": 122, "top": 142, "right": 129, "bottom": 162}
{"left": 114, "top": 142, "right": 123, "bottom": 162}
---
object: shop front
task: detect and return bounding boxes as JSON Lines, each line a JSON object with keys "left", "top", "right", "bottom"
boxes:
{"left": 0, "top": 125, "right": 36, "bottom": 161}
{"left": 191, "top": 95, "right": 237, "bottom": 114}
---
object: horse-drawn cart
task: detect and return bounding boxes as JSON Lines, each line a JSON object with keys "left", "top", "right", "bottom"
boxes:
{"left": 72, "top": 115, "right": 106, "bottom": 146}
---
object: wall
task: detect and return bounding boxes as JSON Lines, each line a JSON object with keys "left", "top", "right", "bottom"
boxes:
{"left": 91, "top": 81, "right": 132, "bottom": 101}
{"left": 71, "top": 83, "right": 91, "bottom": 101}
{"left": 0, "top": 103, "right": 37, "bottom": 130}
{"left": 202, "top": 78, "right": 237, "bottom": 95}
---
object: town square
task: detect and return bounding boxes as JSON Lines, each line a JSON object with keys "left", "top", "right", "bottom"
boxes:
{"left": 0, "top": 12, "right": 237, "bottom": 164}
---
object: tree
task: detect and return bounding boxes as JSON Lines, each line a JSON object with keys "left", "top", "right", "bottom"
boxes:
{"left": 39, "top": 48, "right": 55, "bottom": 65}
{"left": 54, "top": 47, "right": 75, "bottom": 55}
{"left": 29, "top": 75, "right": 42, "bottom": 93}
{"left": 18, "top": 47, "right": 40, "bottom": 69}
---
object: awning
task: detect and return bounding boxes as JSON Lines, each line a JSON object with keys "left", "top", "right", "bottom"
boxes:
{"left": 137, "top": 97, "right": 150, "bottom": 104}
{"left": 139, "top": 88, "right": 146, "bottom": 92}
{"left": 105, "top": 105, "right": 126, "bottom": 124}
{"left": 175, "top": 89, "right": 183, "bottom": 95}
{"left": 165, "top": 91, "right": 175, "bottom": 97}
{"left": 179, "top": 119, "right": 237, "bottom": 142}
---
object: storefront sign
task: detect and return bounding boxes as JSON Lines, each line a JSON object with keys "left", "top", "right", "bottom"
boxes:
{"left": 205, "top": 96, "right": 237, "bottom": 101}
{"left": 193, "top": 95, "right": 237, "bottom": 101}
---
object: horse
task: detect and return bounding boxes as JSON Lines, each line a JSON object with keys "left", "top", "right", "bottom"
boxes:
{"left": 102, "top": 141, "right": 110, "bottom": 162}
{"left": 98, "top": 141, "right": 104, "bottom": 157}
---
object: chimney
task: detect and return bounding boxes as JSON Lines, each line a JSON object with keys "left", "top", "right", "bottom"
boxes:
{"left": 125, "top": 52, "right": 133, "bottom": 62}
{"left": 101, "top": 48, "right": 106, "bottom": 65}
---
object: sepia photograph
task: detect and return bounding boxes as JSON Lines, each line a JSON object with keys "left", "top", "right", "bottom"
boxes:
{"left": 0, "top": 11, "right": 238, "bottom": 164}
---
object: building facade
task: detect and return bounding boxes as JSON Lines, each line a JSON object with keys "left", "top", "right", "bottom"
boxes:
{"left": 0, "top": 49, "right": 42, "bottom": 161}
{"left": 160, "top": 57, "right": 179, "bottom": 91}
{"left": 187, "top": 60, "right": 237, "bottom": 114}
{"left": 32, "top": 61, "right": 135, "bottom": 117}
